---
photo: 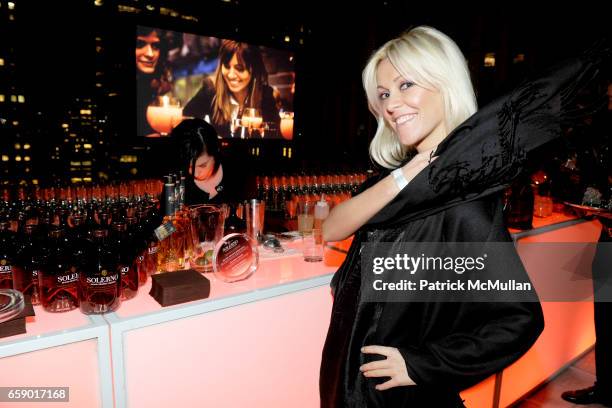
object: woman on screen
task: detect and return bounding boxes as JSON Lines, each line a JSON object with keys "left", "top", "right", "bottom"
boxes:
{"left": 183, "top": 39, "right": 279, "bottom": 137}
{"left": 136, "top": 26, "right": 172, "bottom": 136}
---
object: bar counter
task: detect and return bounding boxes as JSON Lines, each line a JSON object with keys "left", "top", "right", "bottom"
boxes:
{"left": 0, "top": 212, "right": 603, "bottom": 407}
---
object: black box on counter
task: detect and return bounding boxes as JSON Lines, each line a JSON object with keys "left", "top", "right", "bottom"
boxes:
{"left": 0, "top": 299, "right": 35, "bottom": 339}
{"left": 149, "top": 269, "right": 211, "bottom": 307}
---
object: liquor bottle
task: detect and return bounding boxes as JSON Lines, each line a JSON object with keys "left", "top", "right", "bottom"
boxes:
{"left": 84, "top": 203, "right": 99, "bottom": 240}
{"left": 111, "top": 221, "right": 138, "bottom": 300}
{"left": 126, "top": 216, "right": 147, "bottom": 286}
{"left": 79, "top": 229, "right": 121, "bottom": 314}
{"left": 135, "top": 210, "right": 155, "bottom": 281}
{"left": 0, "top": 221, "right": 17, "bottom": 289}
{"left": 57, "top": 208, "right": 71, "bottom": 231}
{"left": 256, "top": 175, "right": 265, "bottom": 202}
{"left": 156, "top": 176, "right": 183, "bottom": 273}
{"left": 13, "top": 224, "right": 43, "bottom": 305}
{"left": 170, "top": 174, "right": 186, "bottom": 269}
{"left": 98, "top": 211, "right": 111, "bottom": 231}
{"left": 224, "top": 203, "right": 246, "bottom": 234}
{"left": 177, "top": 172, "right": 193, "bottom": 264}
{"left": 270, "top": 176, "right": 280, "bottom": 211}
{"left": 34, "top": 209, "right": 52, "bottom": 252}
{"left": 503, "top": 174, "right": 535, "bottom": 230}
{"left": 142, "top": 207, "right": 160, "bottom": 276}
{"left": 40, "top": 229, "right": 80, "bottom": 312}
{"left": 69, "top": 214, "right": 90, "bottom": 268}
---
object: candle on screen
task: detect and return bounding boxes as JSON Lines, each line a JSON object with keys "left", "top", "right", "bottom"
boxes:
{"left": 280, "top": 111, "right": 294, "bottom": 140}
{"left": 146, "top": 95, "right": 183, "bottom": 135}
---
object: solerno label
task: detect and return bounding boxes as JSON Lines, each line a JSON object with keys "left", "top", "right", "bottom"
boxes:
{"left": 86, "top": 273, "right": 119, "bottom": 286}
{"left": 57, "top": 272, "right": 79, "bottom": 285}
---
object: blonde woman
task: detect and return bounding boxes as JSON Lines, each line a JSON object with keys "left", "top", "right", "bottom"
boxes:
{"left": 320, "top": 26, "right": 608, "bottom": 407}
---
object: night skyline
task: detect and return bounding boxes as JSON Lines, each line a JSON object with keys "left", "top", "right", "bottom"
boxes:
{"left": 1, "top": 1, "right": 608, "bottom": 186}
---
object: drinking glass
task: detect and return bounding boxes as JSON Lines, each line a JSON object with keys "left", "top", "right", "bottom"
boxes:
{"left": 246, "top": 199, "right": 266, "bottom": 243}
{"left": 297, "top": 201, "right": 314, "bottom": 235}
{"left": 189, "top": 205, "right": 226, "bottom": 272}
{"left": 302, "top": 228, "right": 323, "bottom": 262}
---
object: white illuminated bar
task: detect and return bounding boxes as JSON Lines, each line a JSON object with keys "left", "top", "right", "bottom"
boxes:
{"left": 0, "top": 215, "right": 602, "bottom": 407}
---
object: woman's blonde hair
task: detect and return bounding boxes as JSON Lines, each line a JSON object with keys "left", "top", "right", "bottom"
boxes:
{"left": 363, "top": 26, "right": 477, "bottom": 168}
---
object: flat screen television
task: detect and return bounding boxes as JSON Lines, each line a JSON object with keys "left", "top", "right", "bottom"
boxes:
{"left": 136, "top": 25, "right": 295, "bottom": 140}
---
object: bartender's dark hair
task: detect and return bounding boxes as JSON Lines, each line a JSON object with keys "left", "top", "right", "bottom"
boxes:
{"left": 171, "top": 118, "right": 221, "bottom": 177}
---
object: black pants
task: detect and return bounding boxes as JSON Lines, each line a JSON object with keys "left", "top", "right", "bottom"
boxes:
{"left": 595, "top": 301, "right": 612, "bottom": 392}
{"left": 593, "top": 221, "right": 612, "bottom": 395}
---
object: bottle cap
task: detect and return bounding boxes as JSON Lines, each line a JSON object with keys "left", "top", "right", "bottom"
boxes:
{"left": 315, "top": 194, "right": 329, "bottom": 220}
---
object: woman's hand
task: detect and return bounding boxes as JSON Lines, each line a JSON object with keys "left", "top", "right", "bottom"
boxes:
{"left": 360, "top": 345, "right": 416, "bottom": 391}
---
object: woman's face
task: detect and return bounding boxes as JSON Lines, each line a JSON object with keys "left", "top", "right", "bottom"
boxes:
{"left": 221, "top": 54, "right": 252, "bottom": 96}
{"left": 136, "top": 31, "right": 161, "bottom": 74}
{"left": 376, "top": 58, "right": 447, "bottom": 152}
{"left": 192, "top": 152, "right": 216, "bottom": 181}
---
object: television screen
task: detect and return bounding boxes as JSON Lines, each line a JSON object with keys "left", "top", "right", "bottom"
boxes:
{"left": 136, "top": 26, "right": 295, "bottom": 140}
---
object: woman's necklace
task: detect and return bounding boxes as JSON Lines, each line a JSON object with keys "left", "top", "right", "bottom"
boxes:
{"left": 194, "top": 164, "right": 224, "bottom": 199}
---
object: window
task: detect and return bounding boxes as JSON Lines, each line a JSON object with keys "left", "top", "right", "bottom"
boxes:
{"left": 120, "top": 155, "right": 138, "bottom": 163}
{"left": 484, "top": 53, "right": 496, "bottom": 68}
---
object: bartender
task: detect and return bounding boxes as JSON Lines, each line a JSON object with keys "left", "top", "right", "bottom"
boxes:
{"left": 171, "top": 118, "right": 233, "bottom": 205}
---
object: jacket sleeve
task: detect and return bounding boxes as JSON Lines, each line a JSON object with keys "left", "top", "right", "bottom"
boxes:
{"left": 398, "top": 199, "right": 544, "bottom": 391}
